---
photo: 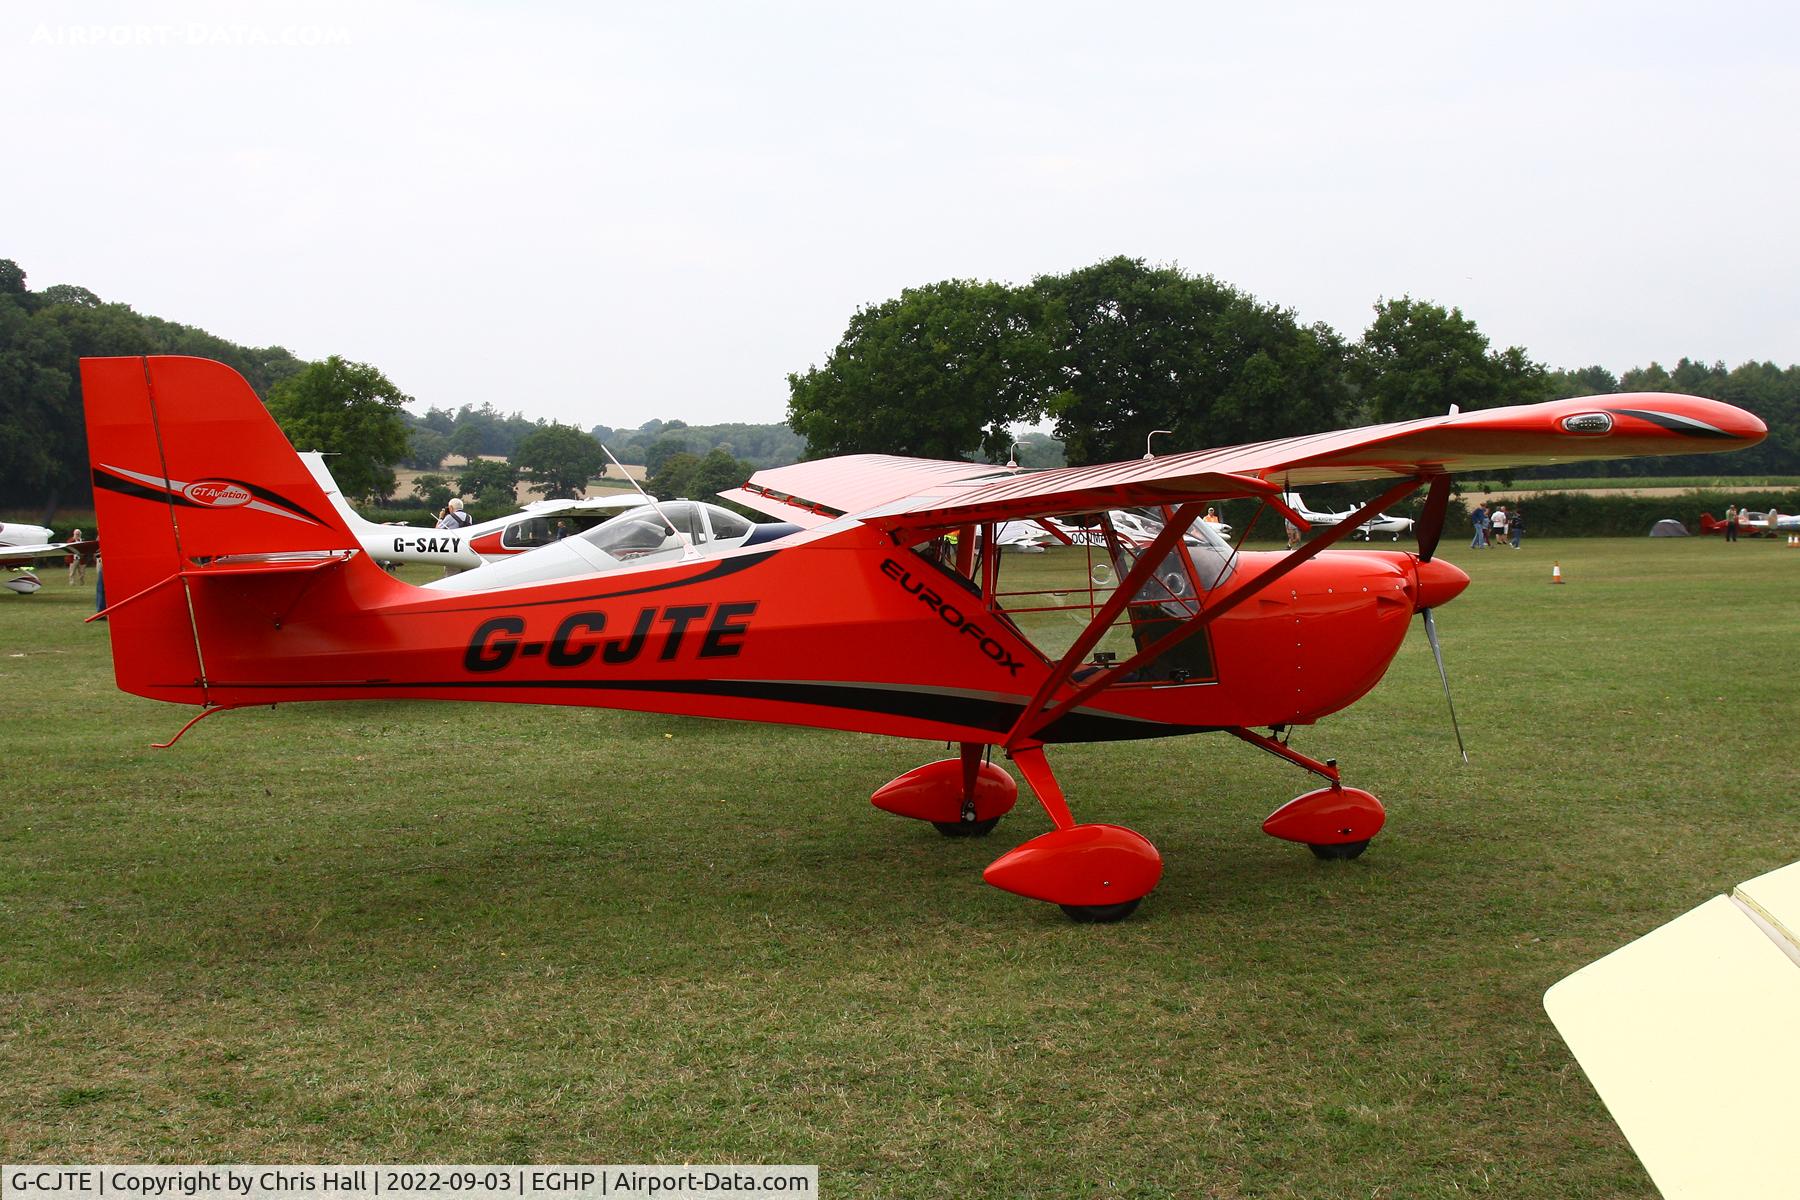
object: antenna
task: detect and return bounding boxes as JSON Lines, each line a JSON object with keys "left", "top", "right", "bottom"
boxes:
{"left": 600, "top": 443, "right": 701, "bottom": 561}
{"left": 1143, "top": 430, "right": 1172, "bottom": 460}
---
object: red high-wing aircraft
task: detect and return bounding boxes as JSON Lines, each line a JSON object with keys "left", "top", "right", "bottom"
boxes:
{"left": 81, "top": 358, "right": 1765, "bottom": 920}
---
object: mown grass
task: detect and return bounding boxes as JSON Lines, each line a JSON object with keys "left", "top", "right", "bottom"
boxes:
{"left": 2, "top": 540, "right": 1796, "bottom": 1196}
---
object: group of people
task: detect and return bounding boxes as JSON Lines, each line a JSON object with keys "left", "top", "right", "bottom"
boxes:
{"left": 1469, "top": 502, "right": 1523, "bottom": 549}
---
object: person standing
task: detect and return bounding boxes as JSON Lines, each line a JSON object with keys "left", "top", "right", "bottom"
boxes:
{"left": 437, "top": 497, "right": 473, "bottom": 531}
{"left": 67, "top": 529, "right": 86, "bottom": 584}
{"left": 1470, "top": 503, "right": 1488, "bottom": 549}
{"left": 1490, "top": 505, "right": 1509, "bottom": 548}
{"left": 1285, "top": 518, "right": 1301, "bottom": 549}
{"left": 1725, "top": 503, "right": 1739, "bottom": 542}
{"left": 1510, "top": 506, "right": 1524, "bottom": 548}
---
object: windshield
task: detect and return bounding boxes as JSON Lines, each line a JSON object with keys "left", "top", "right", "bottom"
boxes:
{"left": 1121, "top": 507, "right": 1236, "bottom": 590}
{"left": 578, "top": 502, "right": 697, "bottom": 558}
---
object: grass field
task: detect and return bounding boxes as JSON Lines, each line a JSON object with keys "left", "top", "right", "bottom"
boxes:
{"left": 3, "top": 540, "right": 1796, "bottom": 1196}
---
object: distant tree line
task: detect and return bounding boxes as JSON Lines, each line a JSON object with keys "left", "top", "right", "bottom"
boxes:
{"left": 0, "top": 260, "right": 304, "bottom": 507}
{"left": 399, "top": 407, "right": 805, "bottom": 473}
{"left": 788, "top": 256, "right": 1799, "bottom": 476}
{"left": 7, "top": 254, "right": 1797, "bottom": 516}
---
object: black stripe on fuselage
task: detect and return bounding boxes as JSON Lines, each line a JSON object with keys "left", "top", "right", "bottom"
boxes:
{"left": 199, "top": 674, "right": 1214, "bottom": 744}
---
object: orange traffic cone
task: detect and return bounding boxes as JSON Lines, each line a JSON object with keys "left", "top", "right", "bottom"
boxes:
{"left": 1550, "top": 561, "right": 1564, "bottom": 584}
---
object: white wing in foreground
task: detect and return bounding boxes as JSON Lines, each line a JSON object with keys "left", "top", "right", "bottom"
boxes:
{"left": 1545, "top": 860, "right": 1800, "bottom": 1200}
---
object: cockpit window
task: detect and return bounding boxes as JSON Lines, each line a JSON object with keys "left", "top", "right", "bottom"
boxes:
{"left": 980, "top": 507, "right": 1229, "bottom": 685}
{"left": 707, "top": 507, "right": 751, "bottom": 540}
{"left": 580, "top": 503, "right": 696, "bottom": 558}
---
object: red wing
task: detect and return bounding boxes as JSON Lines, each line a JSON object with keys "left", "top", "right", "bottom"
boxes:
{"left": 1192, "top": 392, "right": 1765, "bottom": 485}
{"left": 741, "top": 393, "right": 1765, "bottom": 535}
{"left": 731, "top": 454, "right": 1008, "bottom": 521}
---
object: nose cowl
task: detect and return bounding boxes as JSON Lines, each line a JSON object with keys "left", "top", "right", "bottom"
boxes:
{"left": 1414, "top": 558, "right": 1470, "bottom": 611}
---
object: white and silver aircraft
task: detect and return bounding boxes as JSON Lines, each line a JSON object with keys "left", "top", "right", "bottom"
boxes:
{"left": 301, "top": 453, "right": 644, "bottom": 570}
{"left": 1279, "top": 492, "right": 1415, "bottom": 541}
{"left": 1047, "top": 508, "right": 1232, "bottom": 548}
{"left": 422, "top": 498, "right": 801, "bottom": 592}
{"left": 1, "top": 522, "right": 97, "bottom": 594}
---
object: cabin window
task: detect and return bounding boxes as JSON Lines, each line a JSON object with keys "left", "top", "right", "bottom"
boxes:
{"left": 580, "top": 504, "right": 695, "bottom": 558}
{"left": 707, "top": 507, "right": 752, "bottom": 541}
{"left": 976, "top": 508, "right": 1232, "bottom": 684}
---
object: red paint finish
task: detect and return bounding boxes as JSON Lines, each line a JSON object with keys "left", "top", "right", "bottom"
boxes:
{"left": 75, "top": 355, "right": 1768, "bottom": 918}
{"left": 871, "top": 757, "right": 1018, "bottom": 824}
{"left": 468, "top": 530, "right": 507, "bottom": 555}
{"left": 1262, "top": 786, "right": 1387, "bottom": 846}
{"left": 983, "top": 824, "right": 1164, "bottom": 907}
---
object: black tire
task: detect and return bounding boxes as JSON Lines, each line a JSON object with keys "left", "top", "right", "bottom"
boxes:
{"left": 1058, "top": 898, "right": 1143, "bottom": 923}
{"left": 932, "top": 817, "right": 1002, "bottom": 837}
{"left": 1309, "top": 838, "right": 1371, "bottom": 861}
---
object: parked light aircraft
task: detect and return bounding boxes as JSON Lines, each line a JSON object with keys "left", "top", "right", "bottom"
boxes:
{"left": 1, "top": 522, "right": 98, "bottom": 594}
{"left": 300, "top": 452, "right": 647, "bottom": 570}
{"left": 1279, "top": 492, "right": 1415, "bottom": 540}
{"left": 423, "top": 499, "right": 801, "bottom": 593}
{"left": 1697, "top": 509, "right": 1799, "bottom": 537}
{"left": 82, "top": 357, "right": 1764, "bottom": 920}
{"left": 1048, "top": 508, "right": 1232, "bottom": 548}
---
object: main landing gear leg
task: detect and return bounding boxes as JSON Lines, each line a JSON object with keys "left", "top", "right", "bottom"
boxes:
{"left": 982, "top": 746, "right": 1163, "bottom": 922}
{"left": 1227, "top": 727, "right": 1386, "bottom": 860}
{"left": 870, "top": 743, "right": 1017, "bottom": 836}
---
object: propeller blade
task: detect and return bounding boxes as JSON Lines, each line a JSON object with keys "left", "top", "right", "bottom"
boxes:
{"left": 1417, "top": 474, "right": 1452, "bottom": 563}
{"left": 1421, "top": 607, "right": 1468, "bottom": 764}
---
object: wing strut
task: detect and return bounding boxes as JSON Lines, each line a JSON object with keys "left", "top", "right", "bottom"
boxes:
{"left": 1006, "top": 477, "right": 1424, "bottom": 746}
{"left": 1000, "top": 503, "right": 1206, "bottom": 746}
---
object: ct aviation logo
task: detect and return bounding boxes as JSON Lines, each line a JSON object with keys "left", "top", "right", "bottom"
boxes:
{"left": 181, "top": 479, "right": 253, "bottom": 507}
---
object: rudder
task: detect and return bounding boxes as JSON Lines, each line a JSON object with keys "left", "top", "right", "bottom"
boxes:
{"left": 81, "top": 356, "right": 361, "bottom": 703}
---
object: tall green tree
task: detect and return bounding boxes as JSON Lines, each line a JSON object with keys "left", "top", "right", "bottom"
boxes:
{"left": 448, "top": 423, "right": 486, "bottom": 463}
{"left": 787, "top": 279, "right": 1057, "bottom": 461}
{"left": 0, "top": 290, "right": 75, "bottom": 501}
{"left": 512, "top": 423, "right": 604, "bottom": 498}
{"left": 1350, "top": 297, "right": 1549, "bottom": 423}
{"left": 403, "top": 426, "right": 450, "bottom": 470}
{"left": 266, "top": 356, "right": 411, "bottom": 500}
{"left": 410, "top": 473, "right": 454, "bottom": 511}
{"left": 1547, "top": 365, "right": 1620, "bottom": 398}
{"left": 458, "top": 457, "right": 520, "bottom": 504}
{"left": 1038, "top": 257, "right": 1351, "bottom": 465}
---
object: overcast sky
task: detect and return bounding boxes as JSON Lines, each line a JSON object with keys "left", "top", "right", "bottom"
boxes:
{"left": 6, "top": 1, "right": 1796, "bottom": 430}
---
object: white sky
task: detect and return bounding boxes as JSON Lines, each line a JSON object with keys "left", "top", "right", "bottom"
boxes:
{"left": 5, "top": 1, "right": 1797, "bottom": 430}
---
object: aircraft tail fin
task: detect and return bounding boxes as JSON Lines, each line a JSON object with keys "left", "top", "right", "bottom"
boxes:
{"left": 298, "top": 449, "right": 391, "bottom": 538}
{"left": 81, "top": 356, "right": 370, "bottom": 704}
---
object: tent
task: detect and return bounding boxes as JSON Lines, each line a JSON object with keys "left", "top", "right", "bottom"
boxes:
{"left": 1649, "top": 519, "right": 1690, "bottom": 537}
